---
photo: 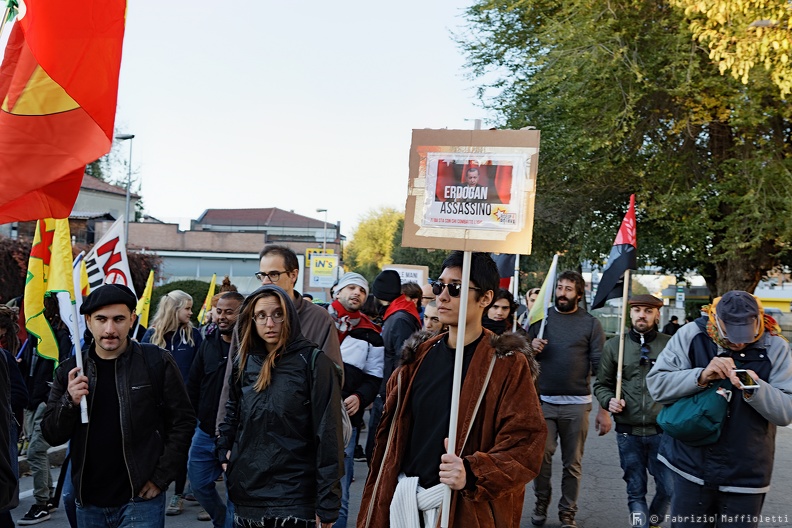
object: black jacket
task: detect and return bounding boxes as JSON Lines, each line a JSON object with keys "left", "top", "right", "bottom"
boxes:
{"left": 379, "top": 309, "right": 421, "bottom": 397}
{"left": 217, "top": 285, "right": 343, "bottom": 524}
{"left": 187, "top": 327, "right": 229, "bottom": 436}
{"left": 19, "top": 327, "right": 72, "bottom": 409}
{"left": 3, "top": 348, "right": 28, "bottom": 419}
{"left": 40, "top": 340, "right": 196, "bottom": 501}
{"left": 0, "top": 352, "right": 15, "bottom": 511}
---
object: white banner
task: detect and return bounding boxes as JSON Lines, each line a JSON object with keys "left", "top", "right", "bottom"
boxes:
{"left": 84, "top": 218, "right": 134, "bottom": 289}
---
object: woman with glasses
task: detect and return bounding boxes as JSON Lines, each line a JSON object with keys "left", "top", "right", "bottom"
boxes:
{"left": 217, "top": 285, "right": 343, "bottom": 528}
{"left": 141, "top": 289, "right": 203, "bottom": 516}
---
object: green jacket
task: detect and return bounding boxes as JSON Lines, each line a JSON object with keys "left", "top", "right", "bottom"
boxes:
{"left": 594, "top": 328, "right": 671, "bottom": 436}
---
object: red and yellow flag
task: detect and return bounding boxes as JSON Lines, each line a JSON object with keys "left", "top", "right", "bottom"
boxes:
{"left": 24, "top": 218, "right": 74, "bottom": 362}
{"left": 0, "top": 0, "right": 127, "bottom": 222}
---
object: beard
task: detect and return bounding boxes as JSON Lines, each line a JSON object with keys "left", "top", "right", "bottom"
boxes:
{"left": 555, "top": 296, "right": 578, "bottom": 313}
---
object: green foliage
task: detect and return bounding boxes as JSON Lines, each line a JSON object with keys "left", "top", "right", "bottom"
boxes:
{"left": 84, "top": 158, "right": 109, "bottom": 182}
{"left": 460, "top": 0, "right": 792, "bottom": 296}
{"left": 151, "top": 280, "right": 214, "bottom": 323}
{"left": 344, "top": 207, "right": 403, "bottom": 281}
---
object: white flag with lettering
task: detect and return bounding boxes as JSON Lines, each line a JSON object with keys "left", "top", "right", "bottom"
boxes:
{"left": 84, "top": 218, "right": 134, "bottom": 290}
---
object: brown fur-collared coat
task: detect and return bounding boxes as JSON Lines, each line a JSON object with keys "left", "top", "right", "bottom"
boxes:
{"left": 357, "top": 329, "right": 547, "bottom": 528}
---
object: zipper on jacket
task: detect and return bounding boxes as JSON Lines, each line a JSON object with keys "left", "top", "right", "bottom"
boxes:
{"left": 364, "top": 373, "right": 402, "bottom": 528}
{"left": 116, "top": 359, "right": 136, "bottom": 498}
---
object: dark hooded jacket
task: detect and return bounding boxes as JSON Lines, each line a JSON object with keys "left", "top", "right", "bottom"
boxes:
{"left": 0, "top": 351, "right": 16, "bottom": 511}
{"left": 217, "top": 285, "right": 343, "bottom": 524}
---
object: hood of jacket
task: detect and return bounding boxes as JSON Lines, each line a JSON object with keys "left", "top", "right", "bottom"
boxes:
{"left": 400, "top": 329, "right": 540, "bottom": 381}
{"left": 240, "top": 285, "right": 315, "bottom": 354}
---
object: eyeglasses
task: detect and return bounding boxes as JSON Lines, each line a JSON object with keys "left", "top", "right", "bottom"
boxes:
{"left": 252, "top": 312, "right": 285, "bottom": 325}
{"left": 255, "top": 270, "right": 289, "bottom": 283}
{"left": 431, "top": 282, "right": 481, "bottom": 298}
{"left": 639, "top": 344, "right": 654, "bottom": 366}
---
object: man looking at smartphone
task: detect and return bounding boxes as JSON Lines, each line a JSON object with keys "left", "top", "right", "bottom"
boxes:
{"left": 647, "top": 291, "right": 792, "bottom": 528}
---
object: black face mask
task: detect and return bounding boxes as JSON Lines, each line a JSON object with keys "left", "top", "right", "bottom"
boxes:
{"left": 482, "top": 315, "right": 508, "bottom": 335}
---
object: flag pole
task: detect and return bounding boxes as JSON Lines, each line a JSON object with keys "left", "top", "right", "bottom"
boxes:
{"left": 68, "top": 301, "right": 89, "bottom": 423}
{"left": 615, "top": 269, "right": 631, "bottom": 401}
{"left": 512, "top": 255, "right": 520, "bottom": 332}
{"left": 440, "top": 250, "right": 472, "bottom": 528}
{"left": 0, "top": 3, "right": 13, "bottom": 41}
{"left": 441, "top": 118, "right": 480, "bottom": 527}
{"left": 537, "top": 255, "right": 559, "bottom": 340}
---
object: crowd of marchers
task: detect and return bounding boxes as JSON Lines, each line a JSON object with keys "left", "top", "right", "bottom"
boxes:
{"left": 1, "top": 245, "right": 791, "bottom": 528}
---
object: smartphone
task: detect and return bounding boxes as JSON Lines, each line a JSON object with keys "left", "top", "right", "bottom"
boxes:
{"left": 734, "top": 369, "right": 759, "bottom": 391}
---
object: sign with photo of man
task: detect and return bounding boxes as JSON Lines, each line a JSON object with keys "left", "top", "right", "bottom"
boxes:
{"left": 403, "top": 128, "right": 540, "bottom": 253}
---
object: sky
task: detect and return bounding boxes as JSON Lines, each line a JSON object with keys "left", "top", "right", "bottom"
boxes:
{"left": 109, "top": 0, "right": 489, "bottom": 236}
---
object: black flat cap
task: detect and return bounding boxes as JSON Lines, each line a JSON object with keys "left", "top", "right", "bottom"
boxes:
{"left": 80, "top": 284, "right": 138, "bottom": 315}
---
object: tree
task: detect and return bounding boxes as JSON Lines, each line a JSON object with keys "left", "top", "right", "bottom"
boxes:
{"left": 344, "top": 207, "right": 403, "bottom": 282}
{"left": 460, "top": 0, "right": 792, "bottom": 296}
{"left": 672, "top": 0, "right": 792, "bottom": 96}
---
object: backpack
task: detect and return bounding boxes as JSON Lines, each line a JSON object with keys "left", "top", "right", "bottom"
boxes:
{"left": 308, "top": 348, "right": 353, "bottom": 447}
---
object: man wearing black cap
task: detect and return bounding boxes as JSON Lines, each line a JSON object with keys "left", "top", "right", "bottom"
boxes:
{"left": 648, "top": 291, "right": 792, "bottom": 527}
{"left": 594, "top": 295, "right": 673, "bottom": 528}
{"left": 662, "top": 316, "right": 680, "bottom": 337}
{"left": 40, "top": 284, "right": 196, "bottom": 528}
{"left": 365, "top": 269, "right": 421, "bottom": 462}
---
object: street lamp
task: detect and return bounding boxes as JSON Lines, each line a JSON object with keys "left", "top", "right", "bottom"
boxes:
{"left": 316, "top": 208, "right": 328, "bottom": 254}
{"left": 115, "top": 133, "right": 135, "bottom": 241}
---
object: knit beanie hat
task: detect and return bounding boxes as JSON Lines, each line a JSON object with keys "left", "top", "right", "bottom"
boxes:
{"left": 335, "top": 272, "right": 369, "bottom": 297}
{"left": 372, "top": 270, "right": 402, "bottom": 302}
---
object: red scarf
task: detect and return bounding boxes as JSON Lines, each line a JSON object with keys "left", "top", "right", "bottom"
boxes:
{"left": 383, "top": 294, "right": 420, "bottom": 325}
{"left": 329, "top": 299, "right": 380, "bottom": 342}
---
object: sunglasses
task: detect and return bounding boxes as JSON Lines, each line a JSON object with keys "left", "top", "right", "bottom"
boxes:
{"left": 431, "top": 281, "right": 481, "bottom": 298}
{"left": 639, "top": 344, "right": 654, "bottom": 366}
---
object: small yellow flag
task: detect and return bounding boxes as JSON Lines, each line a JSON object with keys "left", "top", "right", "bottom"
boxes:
{"left": 135, "top": 270, "right": 155, "bottom": 328}
{"left": 198, "top": 274, "right": 217, "bottom": 325}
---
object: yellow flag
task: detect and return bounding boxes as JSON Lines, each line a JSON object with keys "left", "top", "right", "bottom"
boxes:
{"left": 528, "top": 254, "right": 559, "bottom": 327}
{"left": 79, "top": 258, "right": 91, "bottom": 297}
{"left": 198, "top": 274, "right": 217, "bottom": 325}
{"left": 24, "top": 218, "right": 73, "bottom": 362}
{"left": 136, "top": 270, "right": 155, "bottom": 328}
{"left": 48, "top": 219, "right": 76, "bottom": 299}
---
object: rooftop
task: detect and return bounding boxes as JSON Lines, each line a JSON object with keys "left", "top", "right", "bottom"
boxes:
{"left": 80, "top": 174, "right": 140, "bottom": 199}
{"left": 195, "top": 208, "right": 334, "bottom": 228}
